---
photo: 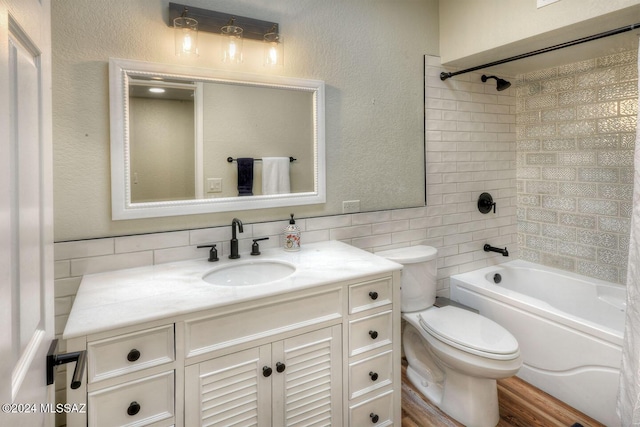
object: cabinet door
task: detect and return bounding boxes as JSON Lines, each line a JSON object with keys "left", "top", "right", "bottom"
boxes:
{"left": 185, "top": 345, "right": 272, "bottom": 427}
{"left": 272, "top": 325, "right": 342, "bottom": 427}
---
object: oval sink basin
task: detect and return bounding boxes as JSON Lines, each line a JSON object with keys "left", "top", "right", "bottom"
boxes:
{"left": 203, "top": 260, "right": 296, "bottom": 286}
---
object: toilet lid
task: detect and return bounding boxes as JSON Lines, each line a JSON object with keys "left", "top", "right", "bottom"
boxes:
{"left": 418, "top": 306, "right": 519, "bottom": 360}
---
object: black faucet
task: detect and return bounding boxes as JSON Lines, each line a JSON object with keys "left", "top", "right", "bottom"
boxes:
{"left": 229, "top": 218, "right": 244, "bottom": 259}
{"left": 484, "top": 244, "right": 509, "bottom": 257}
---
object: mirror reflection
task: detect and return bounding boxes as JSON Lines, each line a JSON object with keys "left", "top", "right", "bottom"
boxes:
{"left": 109, "top": 58, "right": 325, "bottom": 220}
{"left": 129, "top": 81, "right": 196, "bottom": 203}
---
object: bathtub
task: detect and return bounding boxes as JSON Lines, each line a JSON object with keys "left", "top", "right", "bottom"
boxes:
{"left": 450, "top": 260, "right": 625, "bottom": 426}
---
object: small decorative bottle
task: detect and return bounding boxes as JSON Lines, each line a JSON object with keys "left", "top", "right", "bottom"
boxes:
{"left": 284, "top": 213, "right": 301, "bottom": 251}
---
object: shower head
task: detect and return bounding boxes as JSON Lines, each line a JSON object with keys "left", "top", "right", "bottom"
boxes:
{"left": 481, "top": 74, "right": 511, "bottom": 91}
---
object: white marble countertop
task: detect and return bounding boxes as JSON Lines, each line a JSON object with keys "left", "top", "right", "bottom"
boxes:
{"left": 63, "top": 240, "right": 402, "bottom": 339}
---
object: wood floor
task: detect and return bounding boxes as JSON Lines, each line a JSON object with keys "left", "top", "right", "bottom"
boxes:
{"left": 401, "top": 364, "right": 606, "bottom": 427}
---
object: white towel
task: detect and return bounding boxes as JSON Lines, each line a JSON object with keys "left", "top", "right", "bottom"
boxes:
{"left": 262, "top": 157, "right": 291, "bottom": 195}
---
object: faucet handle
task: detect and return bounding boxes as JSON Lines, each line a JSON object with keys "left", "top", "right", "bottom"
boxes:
{"left": 251, "top": 237, "right": 270, "bottom": 256}
{"left": 197, "top": 244, "right": 219, "bottom": 262}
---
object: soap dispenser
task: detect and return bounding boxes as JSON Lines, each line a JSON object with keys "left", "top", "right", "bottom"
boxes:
{"left": 284, "top": 213, "right": 301, "bottom": 251}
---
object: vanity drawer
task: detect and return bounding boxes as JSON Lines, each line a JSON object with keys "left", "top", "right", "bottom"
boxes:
{"left": 349, "top": 277, "right": 392, "bottom": 314}
{"left": 349, "top": 389, "right": 394, "bottom": 427}
{"left": 185, "top": 288, "right": 342, "bottom": 358}
{"left": 87, "top": 371, "right": 174, "bottom": 427}
{"left": 349, "top": 350, "right": 393, "bottom": 400}
{"left": 88, "top": 325, "right": 174, "bottom": 383}
{"left": 349, "top": 310, "right": 393, "bottom": 357}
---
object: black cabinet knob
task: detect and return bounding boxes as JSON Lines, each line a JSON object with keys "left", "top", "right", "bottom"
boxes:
{"left": 369, "top": 330, "right": 378, "bottom": 339}
{"left": 276, "top": 362, "right": 286, "bottom": 373}
{"left": 369, "top": 291, "right": 378, "bottom": 300}
{"left": 369, "top": 371, "right": 378, "bottom": 381}
{"left": 370, "top": 412, "right": 379, "bottom": 423}
{"left": 263, "top": 366, "right": 273, "bottom": 377}
{"left": 127, "top": 401, "right": 141, "bottom": 416}
{"left": 127, "top": 349, "right": 141, "bottom": 362}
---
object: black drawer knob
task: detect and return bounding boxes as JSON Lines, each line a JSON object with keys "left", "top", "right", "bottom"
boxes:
{"left": 369, "top": 291, "right": 378, "bottom": 300}
{"left": 369, "top": 371, "right": 378, "bottom": 381}
{"left": 127, "top": 349, "right": 141, "bottom": 362}
{"left": 263, "top": 366, "right": 273, "bottom": 377}
{"left": 369, "top": 330, "right": 378, "bottom": 339}
{"left": 127, "top": 401, "right": 141, "bottom": 416}
{"left": 370, "top": 412, "right": 379, "bottom": 423}
{"left": 276, "top": 362, "right": 286, "bottom": 373}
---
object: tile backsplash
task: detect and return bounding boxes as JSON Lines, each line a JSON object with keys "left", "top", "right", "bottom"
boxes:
{"left": 516, "top": 50, "right": 637, "bottom": 284}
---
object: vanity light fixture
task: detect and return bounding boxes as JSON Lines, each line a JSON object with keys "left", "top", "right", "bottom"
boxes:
{"left": 148, "top": 87, "right": 166, "bottom": 94}
{"left": 168, "top": 3, "right": 281, "bottom": 66}
{"left": 173, "top": 7, "right": 198, "bottom": 57}
{"left": 264, "top": 25, "right": 284, "bottom": 67}
{"left": 221, "top": 18, "right": 243, "bottom": 64}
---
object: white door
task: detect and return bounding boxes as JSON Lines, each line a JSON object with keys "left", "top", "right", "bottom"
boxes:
{"left": 0, "top": 0, "right": 54, "bottom": 426}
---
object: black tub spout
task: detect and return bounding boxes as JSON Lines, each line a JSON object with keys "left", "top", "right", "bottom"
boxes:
{"left": 484, "top": 244, "right": 509, "bottom": 257}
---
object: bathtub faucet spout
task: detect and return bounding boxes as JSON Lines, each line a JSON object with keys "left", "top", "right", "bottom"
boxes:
{"left": 484, "top": 244, "right": 509, "bottom": 257}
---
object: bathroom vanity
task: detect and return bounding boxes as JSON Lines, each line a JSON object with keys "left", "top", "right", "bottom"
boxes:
{"left": 63, "top": 241, "right": 402, "bottom": 426}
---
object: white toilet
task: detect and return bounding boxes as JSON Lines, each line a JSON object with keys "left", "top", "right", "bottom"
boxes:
{"left": 377, "top": 245, "right": 521, "bottom": 427}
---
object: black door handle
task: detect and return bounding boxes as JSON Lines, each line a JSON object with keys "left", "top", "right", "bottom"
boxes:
{"left": 46, "top": 339, "right": 87, "bottom": 389}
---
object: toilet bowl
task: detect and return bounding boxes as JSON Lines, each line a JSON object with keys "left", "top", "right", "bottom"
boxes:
{"left": 376, "top": 246, "right": 521, "bottom": 427}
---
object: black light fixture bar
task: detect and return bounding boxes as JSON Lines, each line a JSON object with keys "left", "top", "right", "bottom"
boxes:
{"left": 168, "top": 2, "right": 279, "bottom": 41}
{"left": 440, "top": 22, "right": 640, "bottom": 81}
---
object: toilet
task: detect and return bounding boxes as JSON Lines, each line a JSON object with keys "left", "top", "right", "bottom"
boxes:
{"left": 377, "top": 245, "right": 521, "bottom": 427}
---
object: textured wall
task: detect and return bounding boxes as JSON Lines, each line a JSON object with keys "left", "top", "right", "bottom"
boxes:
{"left": 52, "top": 0, "right": 438, "bottom": 241}
{"left": 516, "top": 49, "right": 637, "bottom": 284}
{"left": 439, "top": 0, "right": 640, "bottom": 65}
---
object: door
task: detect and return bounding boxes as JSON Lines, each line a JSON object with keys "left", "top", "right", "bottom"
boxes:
{"left": 274, "top": 325, "right": 342, "bottom": 426}
{"left": 184, "top": 345, "right": 272, "bottom": 426}
{"left": 0, "top": 0, "right": 54, "bottom": 426}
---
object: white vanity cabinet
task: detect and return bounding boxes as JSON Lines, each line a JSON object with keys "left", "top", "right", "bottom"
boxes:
{"left": 63, "top": 242, "right": 402, "bottom": 427}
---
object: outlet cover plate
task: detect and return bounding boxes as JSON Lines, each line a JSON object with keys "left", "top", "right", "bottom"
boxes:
{"left": 342, "top": 200, "right": 360, "bottom": 213}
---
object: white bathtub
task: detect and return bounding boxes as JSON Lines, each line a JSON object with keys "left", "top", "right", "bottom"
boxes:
{"left": 450, "top": 260, "right": 625, "bottom": 426}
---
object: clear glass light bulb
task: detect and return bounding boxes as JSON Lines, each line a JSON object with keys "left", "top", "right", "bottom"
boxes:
{"left": 182, "top": 31, "right": 192, "bottom": 53}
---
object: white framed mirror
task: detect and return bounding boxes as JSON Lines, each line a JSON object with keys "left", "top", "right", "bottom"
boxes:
{"left": 109, "top": 58, "right": 325, "bottom": 220}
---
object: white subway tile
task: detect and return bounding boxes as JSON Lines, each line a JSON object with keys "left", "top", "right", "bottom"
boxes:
{"left": 306, "top": 215, "right": 351, "bottom": 231}
{"left": 55, "top": 239, "right": 114, "bottom": 261}
{"left": 115, "top": 231, "right": 189, "bottom": 253}
{"left": 71, "top": 251, "right": 153, "bottom": 276}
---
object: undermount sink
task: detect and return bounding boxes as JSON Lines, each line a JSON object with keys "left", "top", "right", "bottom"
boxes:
{"left": 202, "top": 259, "right": 296, "bottom": 286}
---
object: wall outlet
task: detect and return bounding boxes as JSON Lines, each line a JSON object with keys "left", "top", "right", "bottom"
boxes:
{"left": 342, "top": 200, "right": 360, "bottom": 213}
{"left": 207, "top": 178, "right": 223, "bottom": 193}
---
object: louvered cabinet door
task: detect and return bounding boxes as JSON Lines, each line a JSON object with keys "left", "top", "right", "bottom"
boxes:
{"left": 185, "top": 345, "right": 272, "bottom": 427}
{"left": 273, "top": 325, "right": 342, "bottom": 427}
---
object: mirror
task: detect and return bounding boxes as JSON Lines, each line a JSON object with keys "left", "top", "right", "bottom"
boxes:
{"left": 109, "top": 58, "right": 325, "bottom": 220}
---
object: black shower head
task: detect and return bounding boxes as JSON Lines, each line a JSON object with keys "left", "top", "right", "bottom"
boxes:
{"left": 481, "top": 74, "right": 511, "bottom": 91}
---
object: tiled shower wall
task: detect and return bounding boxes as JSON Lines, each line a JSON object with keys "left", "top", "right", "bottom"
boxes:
{"left": 516, "top": 49, "right": 638, "bottom": 285}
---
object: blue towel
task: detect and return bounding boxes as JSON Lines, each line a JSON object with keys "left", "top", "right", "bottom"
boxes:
{"left": 237, "top": 158, "right": 254, "bottom": 196}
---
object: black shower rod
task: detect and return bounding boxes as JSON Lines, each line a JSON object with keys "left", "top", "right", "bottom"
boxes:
{"left": 440, "top": 22, "right": 640, "bottom": 81}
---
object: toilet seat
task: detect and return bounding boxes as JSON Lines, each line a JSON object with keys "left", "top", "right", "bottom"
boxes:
{"left": 417, "top": 306, "right": 519, "bottom": 361}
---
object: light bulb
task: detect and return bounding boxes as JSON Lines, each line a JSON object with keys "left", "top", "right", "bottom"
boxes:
{"left": 182, "top": 31, "right": 192, "bottom": 53}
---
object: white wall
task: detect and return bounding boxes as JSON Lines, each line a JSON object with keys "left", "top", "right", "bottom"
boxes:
{"left": 439, "top": 0, "right": 640, "bottom": 67}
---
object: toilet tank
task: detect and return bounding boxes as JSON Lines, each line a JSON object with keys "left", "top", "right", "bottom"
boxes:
{"left": 376, "top": 246, "right": 438, "bottom": 312}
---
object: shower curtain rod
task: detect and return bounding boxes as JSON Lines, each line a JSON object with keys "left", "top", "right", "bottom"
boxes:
{"left": 440, "top": 22, "right": 640, "bottom": 81}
